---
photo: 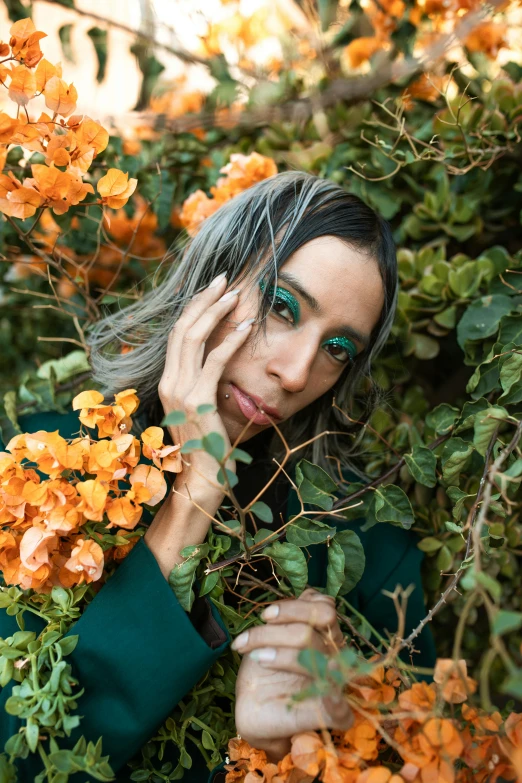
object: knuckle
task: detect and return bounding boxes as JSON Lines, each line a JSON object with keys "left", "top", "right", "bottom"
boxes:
{"left": 298, "top": 624, "right": 314, "bottom": 647}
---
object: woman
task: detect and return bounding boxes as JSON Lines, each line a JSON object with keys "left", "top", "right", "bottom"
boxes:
{"left": 0, "top": 172, "right": 436, "bottom": 781}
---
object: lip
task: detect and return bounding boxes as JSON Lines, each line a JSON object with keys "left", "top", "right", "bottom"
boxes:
{"left": 229, "top": 383, "right": 282, "bottom": 426}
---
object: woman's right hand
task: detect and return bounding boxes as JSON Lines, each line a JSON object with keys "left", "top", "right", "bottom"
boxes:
{"left": 157, "top": 272, "right": 253, "bottom": 515}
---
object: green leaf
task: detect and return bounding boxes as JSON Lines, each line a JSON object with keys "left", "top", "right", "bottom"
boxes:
{"left": 216, "top": 467, "right": 238, "bottom": 488}
{"left": 456, "top": 294, "right": 513, "bottom": 349}
{"left": 168, "top": 544, "right": 209, "bottom": 612}
{"left": 25, "top": 718, "right": 39, "bottom": 753}
{"left": 373, "top": 485, "right": 415, "bottom": 529}
{"left": 454, "top": 398, "right": 491, "bottom": 433}
{"left": 180, "top": 438, "right": 202, "bottom": 453}
{"left": 445, "top": 521, "right": 464, "bottom": 534}
{"left": 295, "top": 460, "right": 337, "bottom": 511}
{"left": 425, "top": 403, "right": 459, "bottom": 435}
{"left": 162, "top": 410, "right": 187, "bottom": 426}
{"left": 473, "top": 406, "right": 508, "bottom": 455}
{"left": 58, "top": 23, "right": 76, "bottom": 64}
{"left": 499, "top": 314, "right": 522, "bottom": 346}
{"left": 87, "top": 27, "right": 108, "bottom": 83}
{"left": 492, "top": 610, "right": 522, "bottom": 636}
{"left": 404, "top": 446, "right": 437, "bottom": 487}
{"left": 197, "top": 404, "right": 216, "bottom": 415}
{"left": 447, "top": 486, "right": 473, "bottom": 520}
{"left": 202, "top": 730, "right": 215, "bottom": 750}
{"left": 230, "top": 447, "right": 252, "bottom": 464}
{"left": 335, "top": 529, "right": 365, "bottom": 594}
{"left": 249, "top": 501, "right": 273, "bottom": 524}
{"left": 499, "top": 353, "right": 522, "bottom": 404}
{"left": 58, "top": 635, "right": 79, "bottom": 657}
{"left": 286, "top": 518, "right": 335, "bottom": 547}
{"left": 441, "top": 438, "right": 474, "bottom": 484}
{"left": 476, "top": 571, "right": 502, "bottom": 602}
{"left": 201, "top": 432, "right": 225, "bottom": 462}
{"left": 263, "top": 541, "right": 307, "bottom": 596}
{"left": 326, "top": 539, "right": 345, "bottom": 598}
{"left": 199, "top": 571, "right": 219, "bottom": 597}
{"left": 417, "top": 537, "right": 443, "bottom": 553}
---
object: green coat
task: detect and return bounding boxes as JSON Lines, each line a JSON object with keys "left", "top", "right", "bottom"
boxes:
{"left": 0, "top": 410, "right": 436, "bottom": 782}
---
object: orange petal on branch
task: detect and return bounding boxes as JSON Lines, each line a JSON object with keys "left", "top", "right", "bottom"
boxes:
{"left": 35, "top": 58, "right": 57, "bottom": 93}
{"left": 19, "top": 526, "right": 57, "bottom": 572}
{"left": 44, "top": 75, "right": 78, "bottom": 117}
{"left": 2, "top": 185, "right": 44, "bottom": 219}
{"left": 114, "top": 389, "right": 139, "bottom": 417}
{"left": 75, "top": 118, "right": 109, "bottom": 154}
{"left": 8, "top": 64, "right": 37, "bottom": 106}
{"left": 63, "top": 537, "right": 104, "bottom": 583}
{"left": 129, "top": 464, "right": 167, "bottom": 506}
{"left": 106, "top": 495, "right": 144, "bottom": 530}
{"left": 73, "top": 390, "right": 105, "bottom": 409}
{"left": 0, "top": 112, "right": 17, "bottom": 143}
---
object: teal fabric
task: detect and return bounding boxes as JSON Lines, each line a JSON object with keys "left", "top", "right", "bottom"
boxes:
{"left": 0, "top": 410, "right": 436, "bottom": 782}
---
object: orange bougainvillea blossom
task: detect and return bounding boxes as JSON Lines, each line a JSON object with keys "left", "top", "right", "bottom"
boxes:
{"left": 0, "top": 18, "right": 135, "bottom": 220}
{"left": 0, "top": 390, "right": 180, "bottom": 592}
{"left": 224, "top": 654, "right": 522, "bottom": 783}
{"left": 178, "top": 152, "right": 278, "bottom": 236}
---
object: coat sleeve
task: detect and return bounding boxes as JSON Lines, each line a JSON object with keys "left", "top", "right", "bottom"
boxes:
{"left": 0, "top": 416, "right": 231, "bottom": 776}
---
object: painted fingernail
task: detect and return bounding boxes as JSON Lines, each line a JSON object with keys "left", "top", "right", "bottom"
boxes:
{"left": 232, "top": 631, "right": 249, "bottom": 650}
{"left": 219, "top": 288, "right": 241, "bottom": 302}
{"left": 250, "top": 648, "right": 276, "bottom": 662}
{"left": 209, "top": 272, "right": 227, "bottom": 288}
{"left": 261, "top": 605, "right": 279, "bottom": 620}
{"left": 236, "top": 318, "right": 255, "bottom": 331}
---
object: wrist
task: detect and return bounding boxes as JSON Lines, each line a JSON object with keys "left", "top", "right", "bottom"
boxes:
{"left": 144, "top": 486, "right": 220, "bottom": 578}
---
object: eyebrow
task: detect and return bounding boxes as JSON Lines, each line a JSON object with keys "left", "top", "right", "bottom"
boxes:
{"left": 276, "top": 270, "right": 371, "bottom": 349}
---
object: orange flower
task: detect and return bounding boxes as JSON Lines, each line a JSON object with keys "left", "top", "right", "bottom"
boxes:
{"left": 72, "top": 389, "right": 138, "bottom": 438}
{"left": 342, "top": 37, "right": 383, "bottom": 69}
{"left": 43, "top": 75, "right": 78, "bottom": 117}
{"left": 141, "top": 426, "right": 182, "bottom": 472}
{"left": 433, "top": 659, "right": 476, "bottom": 704}
{"left": 397, "top": 682, "right": 436, "bottom": 729}
{"left": 62, "top": 537, "right": 104, "bottom": 584}
{"left": 179, "top": 189, "right": 221, "bottom": 236}
{"left": 465, "top": 22, "right": 507, "bottom": 58}
{"left": 76, "top": 479, "right": 109, "bottom": 522}
{"left": 97, "top": 168, "right": 138, "bottom": 210}
{"left": 19, "top": 526, "right": 57, "bottom": 572}
{"left": 349, "top": 663, "right": 397, "bottom": 706}
{"left": 129, "top": 464, "right": 167, "bottom": 506}
{"left": 9, "top": 18, "right": 46, "bottom": 68}
{"left": 357, "top": 768, "right": 405, "bottom": 783}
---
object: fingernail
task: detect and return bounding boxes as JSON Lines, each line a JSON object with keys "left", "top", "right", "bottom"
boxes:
{"left": 209, "top": 272, "right": 227, "bottom": 288}
{"left": 232, "top": 631, "right": 249, "bottom": 650}
{"left": 236, "top": 318, "right": 255, "bottom": 331}
{"left": 261, "top": 605, "right": 279, "bottom": 620}
{"left": 250, "top": 648, "right": 276, "bottom": 662}
{"left": 219, "top": 288, "right": 241, "bottom": 302}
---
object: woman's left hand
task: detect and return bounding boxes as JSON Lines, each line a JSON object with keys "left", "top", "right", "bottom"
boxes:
{"left": 231, "top": 588, "right": 353, "bottom": 762}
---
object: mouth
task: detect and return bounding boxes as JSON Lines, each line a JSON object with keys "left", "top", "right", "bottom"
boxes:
{"left": 229, "top": 384, "right": 282, "bottom": 426}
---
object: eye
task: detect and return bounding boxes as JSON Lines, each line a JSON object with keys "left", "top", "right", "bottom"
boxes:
{"left": 266, "top": 286, "right": 300, "bottom": 325}
{"left": 322, "top": 337, "right": 357, "bottom": 365}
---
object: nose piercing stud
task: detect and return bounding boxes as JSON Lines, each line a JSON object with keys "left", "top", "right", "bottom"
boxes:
{"left": 225, "top": 394, "right": 230, "bottom": 398}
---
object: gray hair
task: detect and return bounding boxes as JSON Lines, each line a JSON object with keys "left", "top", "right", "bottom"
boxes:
{"left": 86, "top": 171, "right": 398, "bottom": 479}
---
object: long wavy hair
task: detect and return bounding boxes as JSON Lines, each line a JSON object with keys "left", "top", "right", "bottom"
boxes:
{"left": 86, "top": 171, "right": 398, "bottom": 478}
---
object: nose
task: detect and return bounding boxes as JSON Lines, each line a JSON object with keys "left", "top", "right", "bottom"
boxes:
{"left": 265, "top": 331, "right": 318, "bottom": 394}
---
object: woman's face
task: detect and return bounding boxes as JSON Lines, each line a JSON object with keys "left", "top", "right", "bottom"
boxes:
{"left": 203, "top": 235, "right": 386, "bottom": 444}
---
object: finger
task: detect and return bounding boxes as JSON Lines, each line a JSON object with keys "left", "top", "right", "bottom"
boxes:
{"left": 261, "top": 598, "right": 337, "bottom": 629}
{"left": 299, "top": 588, "right": 336, "bottom": 604}
{"left": 179, "top": 289, "right": 243, "bottom": 375}
{"left": 231, "top": 623, "right": 327, "bottom": 655}
{"left": 198, "top": 319, "right": 255, "bottom": 390}
{"left": 247, "top": 645, "right": 324, "bottom": 675}
{"left": 273, "top": 691, "right": 353, "bottom": 735}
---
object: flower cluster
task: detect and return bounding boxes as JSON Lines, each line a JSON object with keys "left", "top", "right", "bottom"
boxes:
{"left": 0, "top": 390, "right": 181, "bottom": 592}
{"left": 177, "top": 152, "right": 278, "bottom": 236}
{"left": 0, "top": 17, "right": 136, "bottom": 219}
{"left": 224, "top": 658, "right": 522, "bottom": 782}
